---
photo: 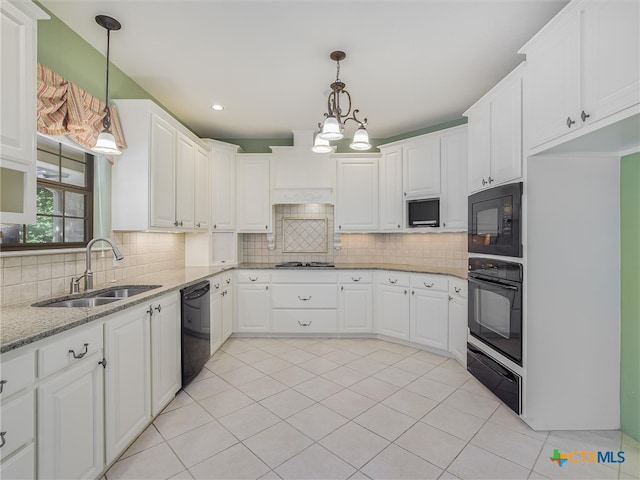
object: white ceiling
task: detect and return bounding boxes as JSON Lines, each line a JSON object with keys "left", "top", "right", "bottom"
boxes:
{"left": 41, "top": 0, "right": 569, "bottom": 141}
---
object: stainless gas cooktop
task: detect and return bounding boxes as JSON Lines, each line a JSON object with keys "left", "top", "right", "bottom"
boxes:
{"left": 275, "top": 262, "right": 336, "bottom": 268}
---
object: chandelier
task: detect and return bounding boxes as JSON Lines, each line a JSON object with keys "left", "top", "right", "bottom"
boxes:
{"left": 312, "top": 51, "right": 371, "bottom": 153}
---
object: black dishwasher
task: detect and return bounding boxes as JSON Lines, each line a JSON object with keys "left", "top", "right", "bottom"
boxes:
{"left": 181, "top": 280, "right": 211, "bottom": 386}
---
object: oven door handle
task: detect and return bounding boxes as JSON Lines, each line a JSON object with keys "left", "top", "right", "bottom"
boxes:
{"left": 469, "top": 276, "right": 519, "bottom": 291}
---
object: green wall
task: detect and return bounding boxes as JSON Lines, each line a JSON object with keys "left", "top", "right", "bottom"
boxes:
{"left": 36, "top": 5, "right": 464, "bottom": 151}
{"left": 621, "top": 151, "right": 640, "bottom": 441}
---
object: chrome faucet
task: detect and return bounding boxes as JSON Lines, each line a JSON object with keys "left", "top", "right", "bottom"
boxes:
{"left": 70, "top": 237, "right": 124, "bottom": 293}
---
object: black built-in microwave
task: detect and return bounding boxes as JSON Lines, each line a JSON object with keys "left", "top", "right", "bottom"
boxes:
{"left": 468, "top": 182, "right": 522, "bottom": 257}
{"left": 407, "top": 198, "right": 440, "bottom": 228}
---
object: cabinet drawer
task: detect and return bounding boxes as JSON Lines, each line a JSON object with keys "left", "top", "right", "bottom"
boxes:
{"left": 338, "top": 271, "right": 373, "bottom": 284}
{"left": 38, "top": 324, "right": 103, "bottom": 378}
{"left": 271, "top": 285, "right": 338, "bottom": 309}
{"left": 449, "top": 279, "right": 468, "bottom": 299}
{"left": 236, "top": 271, "right": 270, "bottom": 284}
{"left": 378, "top": 272, "right": 411, "bottom": 287}
{"left": 0, "top": 391, "right": 34, "bottom": 461}
{"left": 272, "top": 310, "right": 338, "bottom": 333}
{"left": 0, "top": 443, "right": 34, "bottom": 480}
{"left": 272, "top": 271, "right": 338, "bottom": 284}
{"left": 0, "top": 351, "right": 35, "bottom": 398}
{"left": 410, "top": 274, "right": 448, "bottom": 292}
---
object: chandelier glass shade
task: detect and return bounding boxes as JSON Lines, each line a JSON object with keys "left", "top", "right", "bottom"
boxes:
{"left": 92, "top": 15, "right": 122, "bottom": 156}
{"left": 311, "top": 133, "right": 333, "bottom": 153}
{"left": 314, "top": 51, "right": 371, "bottom": 152}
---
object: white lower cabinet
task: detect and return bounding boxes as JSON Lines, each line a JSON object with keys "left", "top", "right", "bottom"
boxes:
{"left": 104, "top": 305, "right": 151, "bottom": 464}
{"left": 376, "top": 274, "right": 411, "bottom": 341}
{"left": 236, "top": 272, "right": 271, "bottom": 332}
{"left": 210, "top": 282, "right": 224, "bottom": 355}
{"left": 0, "top": 443, "right": 35, "bottom": 479}
{"left": 448, "top": 279, "right": 468, "bottom": 367}
{"left": 338, "top": 272, "right": 373, "bottom": 332}
{"left": 150, "top": 293, "right": 181, "bottom": 416}
{"left": 409, "top": 275, "right": 449, "bottom": 351}
{"left": 211, "top": 272, "right": 234, "bottom": 353}
{"left": 38, "top": 350, "right": 105, "bottom": 480}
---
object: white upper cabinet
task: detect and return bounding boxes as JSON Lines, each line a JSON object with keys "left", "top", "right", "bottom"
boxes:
{"left": 465, "top": 65, "right": 523, "bottom": 193}
{"left": 0, "top": 1, "right": 48, "bottom": 225}
{"left": 440, "top": 126, "right": 468, "bottom": 230}
{"left": 378, "top": 146, "right": 403, "bottom": 231}
{"left": 403, "top": 136, "right": 441, "bottom": 199}
{"left": 520, "top": 0, "right": 639, "bottom": 151}
{"left": 112, "top": 99, "right": 210, "bottom": 232}
{"left": 209, "top": 140, "right": 238, "bottom": 231}
{"left": 236, "top": 154, "right": 271, "bottom": 232}
{"left": 194, "top": 145, "right": 210, "bottom": 231}
{"left": 335, "top": 155, "right": 379, "bottom": 232}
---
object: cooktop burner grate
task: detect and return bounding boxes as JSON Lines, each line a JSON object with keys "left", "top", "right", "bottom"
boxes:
{"left": 275, "top": 262, "right": 336, "bottom": 268}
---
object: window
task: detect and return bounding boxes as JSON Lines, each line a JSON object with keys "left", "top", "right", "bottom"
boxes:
{"left": 0, "top": 136, "right": 93, "bottom": 250}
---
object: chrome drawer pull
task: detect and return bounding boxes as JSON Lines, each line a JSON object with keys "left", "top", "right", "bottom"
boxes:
{"left": 454, "top": 287, "right": 461, "bottom": 293}
{"left": 69, "top": 343, "right": 89, "bottom": 359}
{"left": 389, "top": 278, "right": 398, "bottom": 284}
{"left": 424, "top": 282, "right": 434, "bottom": 288}
{"left": 0, "top": 380, "right": 6, "bottom": 394}
{"left": 155, "top": 305, "right": 162, "bottom": 313}
{"left": 298, "top": 296, "right": 312, "bottom": 301}
{"left": 298, "top": 321, "right": 312, "bottom": 327}
{"left": 98, "top": 358, "right": 108, "bottom": 368}
{"left": 249, "top": 276, "right": 258, "bottom": 282}
{"left": 351, "top": 277, "right": 361, "bottom": 282}
{"left": 0, "top": 431, "right": 6, "bottom": 448}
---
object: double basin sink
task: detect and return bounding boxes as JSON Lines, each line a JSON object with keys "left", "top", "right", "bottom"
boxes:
{"left": 33, "top": 285, "right": 162, "bottom": 308}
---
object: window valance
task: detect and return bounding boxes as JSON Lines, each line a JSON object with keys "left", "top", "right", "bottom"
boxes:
{"left": 36, "top": 63, "right": 127, "bottom": 152}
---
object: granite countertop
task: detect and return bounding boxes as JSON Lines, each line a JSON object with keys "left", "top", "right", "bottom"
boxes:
{"left": 237, "top": 262, "right": 468, "bottom": 279}
{"left": 0, "top": 266, "right": 232, "bottom": 354}
{"left": 1, "top": 263, "right": 466, "bottom": 354}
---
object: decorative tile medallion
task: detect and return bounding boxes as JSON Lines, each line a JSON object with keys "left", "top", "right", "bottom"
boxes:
{"left": 283, "top": 218, "right": 328, "bottom": 253}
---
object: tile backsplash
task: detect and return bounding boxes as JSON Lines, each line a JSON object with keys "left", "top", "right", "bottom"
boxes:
{"left": 242, "top": 204, "right": 467, "bottom": 269}
{"left": 0, "top": 232, "right": 184, "bottom": 306}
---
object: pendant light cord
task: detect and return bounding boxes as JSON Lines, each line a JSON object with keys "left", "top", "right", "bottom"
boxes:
{"left": 103, "top": 28, "right": 111, "bottom": 131}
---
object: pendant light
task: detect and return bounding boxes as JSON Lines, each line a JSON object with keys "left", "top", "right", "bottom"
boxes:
{"left": 92, "top": 15, "right": 122, "bottom": 156}
{"left": 314, "top": 51, "right": 371, "bottom": 152}
{"left": 311, "top": 131, "right": 333, "bottom": 153}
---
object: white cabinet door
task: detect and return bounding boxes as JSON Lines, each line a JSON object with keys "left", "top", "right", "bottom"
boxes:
{"left": 403, "top": 136, "right": 441, "bottom": 199}
{"left": 491, "top": 73, "right": 522, "bottom": 186}
{"left": 376, "top": 285, "right": 410, "bottom": 340}
{"left": 104, "top": 305, "right": 151, "bottom": 464}
{"left": 150, "top": 114, "right": 177, "bottom": 229}
{"left": 410, "top": 289, "right": 449, "bottom": 351}
{"left": 210, "top": 288, "right": 223, "bottom": 355}
{"left": 0, "top": 2, "right": 46, "bottom": 225}
{"left": 582, "top": 0, "right": 640, "bottom": 123}
{"left": 236, "top": 155, "right": 271, "bottom": 232}
{"left": 211, "top": 232, "right": 237, "bottom": 266}
{"left": 440, "top": 128, "right": 467, "bottom": 230}
{"left": 379, "top": 147, "right": 403, "bottom": 231}
{"left": 194, "top": 145, "right": 210, "bottom": 231}
{"left": 38, "top": 351, "right": 104, "bottom": 480}
{"left": 222, "top": 283, "right": 233, "bottom": 342}
{"left": 336, "top": 157, "right": 378, "bottom": 232}
{"left": 525, "top": 9, "right": 581, "bottom": 148}
{"left": 339, "top": 284, "right": 373, "bottom": 332}
{"left": 448, "top": 295, "right": 467, "bottom": 367}
{"left": 0, "top": 443, "right": 35, "bottom": 480}
{"left": 176, "top": 133, "right": 196, "bottom": 230}
{"left": 150, "top": 293, "right": 181, "bottom": 416}
{"left": 467, "top": 103, "right": 492, "bottom": 193}
{"left": 236, "top": 284, "right": 271, "bottom": 332}
{"left": 211, "top": 146, "right": 236, "bottom": 231}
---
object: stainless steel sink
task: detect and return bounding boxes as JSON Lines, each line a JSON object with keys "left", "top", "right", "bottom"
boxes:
{"left": 33, "top": 285, "right": 161, "bottom": 307}
{"left": 43, "top": 297, "right": 121, "bottom": 308}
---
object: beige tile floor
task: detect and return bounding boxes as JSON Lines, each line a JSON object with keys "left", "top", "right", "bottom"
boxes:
{"left": 105, "top": 337, "right": 640, "bottom": 480}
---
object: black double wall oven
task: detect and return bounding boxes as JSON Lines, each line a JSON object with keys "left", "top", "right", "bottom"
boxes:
{"left": 467, "top": 182, "right": 523, "bottom": 414}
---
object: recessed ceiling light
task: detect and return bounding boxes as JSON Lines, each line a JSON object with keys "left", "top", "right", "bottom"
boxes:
{"left": 211, "top": 104, "right": 224, "bottom": 111}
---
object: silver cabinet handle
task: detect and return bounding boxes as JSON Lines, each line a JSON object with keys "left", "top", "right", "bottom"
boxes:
{"left": 404, "top": 289, "right": 408, "bottom": 295}
{"left": 0, "top": 431, "right": 6, "bottom": 448}
{"left": 147, "top": 306, "right": 153, "bottom": 317}
{"left": 482, "top": 178, "right": 487, "bottom": 186}
{"left": 265, "top": 225, "right": 268, "bottom": 230}
{"left": 298, "top": 296, "right": 312, "bottom": 301}
{"left": 0, "top": 380, "right": 6, "bottom": 394}
{"left": 98, "top": 358, "right": 107, "bottom": 368}
{"left": 226, "top": 278, "right": 231, "bottom": 284}
{"left": 454, "top": 287, "right": 461, "bottom": 293}
{"left": 581, "top": 110, "right": 590, "bottom": 122}
{"left": 298, "top": 321, "right": 312, "bottom": 327}
{"left": 155, "top": 305, "right": 162, "bottom": 313}
{"left": 341, "top": 286, "right": 344, "bottom": 291}
{"left": 174, "top": 221, "right": 179, "bottom": 227}
{"left": 411, "top": 290, "right": 415, "bottom": 295}
{"left": 69, "top": 343, "right": 89, "bottom": 359}
{"left": 249, "top": 276, "right": 258, "bottom": 282}
{"left": 449, "top": 295, "right": 453, "bottom": 301}
{"left": 214, "top": 283, "right": 220, "bottom": 289}
{"left": 213, "top": 224, "right": 217, "bottom": 229}
{"left": 488, "top": 177, "right": 494, "bottom": 184}
{"left": 351, "top": 277, "right": 361, "bottom": 282}
{"left": 389, "top": 278, "right": 398, "bottom": 284}
{"left": 398, "top": 224, "right": 401, "bottom": 229}
{"left": 266, "top": 285, "right": 269, "bottom": 290}
{"left": 566, "top": 116, "right": 576, "bottom": 128}
{"left": 196, "top": 223, "right": 201, "bottom": 228}
{"left": 424, "top": 282, "right": 434, "bottom": 288}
